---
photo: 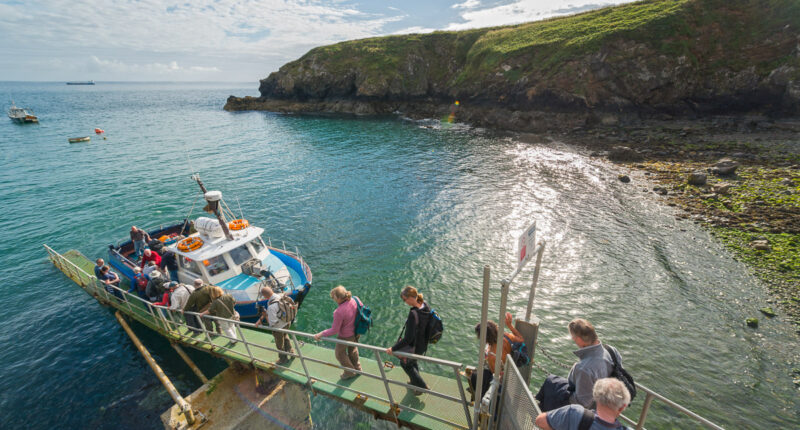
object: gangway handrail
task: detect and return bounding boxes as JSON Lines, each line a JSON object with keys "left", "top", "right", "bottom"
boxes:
{"left": 44, "top": 244, "right": 725, "bottom": 430}
{"left": 44, "top": 244, "right": 472, "bottom": 429}
{"left": 619, "top": 381, "right": 725, "bottom": 430}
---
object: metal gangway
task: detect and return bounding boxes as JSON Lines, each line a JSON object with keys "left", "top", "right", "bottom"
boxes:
{"left": 44, "top": 240, "right": 725, "bottom": 430}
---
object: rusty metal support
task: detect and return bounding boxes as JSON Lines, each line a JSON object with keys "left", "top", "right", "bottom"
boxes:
{"left": 115, "top": 312, "right": 196, "bottom": 425}
{"left": 171, "top": 343, "right": 209, "bottom": 384}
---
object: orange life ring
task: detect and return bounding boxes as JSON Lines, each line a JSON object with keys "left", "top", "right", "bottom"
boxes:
{"left": 177, "top": 236, "right": 204, "bottom": 252}
{"left": 228, "top": 219, "right": 249, "bottom": 231}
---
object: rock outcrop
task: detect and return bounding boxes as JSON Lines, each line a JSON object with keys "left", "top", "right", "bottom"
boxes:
{"left": 226, "top": 0, "right": 800, "bottom": 130}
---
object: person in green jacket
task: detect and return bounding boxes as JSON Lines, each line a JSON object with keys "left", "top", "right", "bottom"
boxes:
{"left": 202, "top": 286, "right": 238, "bottom": 341}
{"left": 183, "top": 280, "right": 213, "bottom": 331}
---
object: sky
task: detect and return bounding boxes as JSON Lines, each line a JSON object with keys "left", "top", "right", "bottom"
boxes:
{"left": 0, "top": 0, "right": 635, "bottom": 82}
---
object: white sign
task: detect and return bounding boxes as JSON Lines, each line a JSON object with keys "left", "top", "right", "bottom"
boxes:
{"left": 517, "top": 221, "right": 537, "bottom": 271}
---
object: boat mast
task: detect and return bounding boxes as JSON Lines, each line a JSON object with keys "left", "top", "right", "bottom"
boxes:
{"left": 192, "top": 174, "right": 234, "bottom": 241}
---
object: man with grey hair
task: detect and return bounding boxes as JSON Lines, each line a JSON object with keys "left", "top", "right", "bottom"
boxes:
{"left": 535, "top": 378, "right": 630, "bottom": 430}
{"left": 536, "top": 318, "right": 623, "bottom": 411}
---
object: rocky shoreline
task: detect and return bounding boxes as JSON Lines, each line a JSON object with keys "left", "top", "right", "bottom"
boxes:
{"left": 558, "top": 122, "right": 800, "bottom": 331}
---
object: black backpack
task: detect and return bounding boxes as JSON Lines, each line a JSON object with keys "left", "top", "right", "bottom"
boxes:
{"left": 504, "top": 334, "right": 530, "bottom": 367}
{"left": 426, "top": 308, "right": 444, "bottom": 344}
{"left": 603, "top": 344, "right": 636, "bottom": 402}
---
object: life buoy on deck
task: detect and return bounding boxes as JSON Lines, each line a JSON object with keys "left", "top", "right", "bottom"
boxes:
{"left": 177, "top": 236, "right": 204, "bottom": 252}
{"left": 228, "top": 219, "right": 249, "bottom": 231}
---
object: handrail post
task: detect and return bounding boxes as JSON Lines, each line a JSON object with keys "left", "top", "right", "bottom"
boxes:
{"left": 236, "top": 324, "right": 254, "bottom": 360}
{"left": 488, "top": 277, "right": 510, "bottom": 428}
{"left": 635, "top": 392, "right": 655, "bottom": 430}
{"left": 290, "top": 333, "right": 315, "bottom": 392}
{"left": 452, "top": 364, "right": 473, "bottom": 429}
{"left": 200, "top": 315, "right": 214, "bottom": 345}
{"left": 472, "top": 265, "right": 490, "bottom": 430}
{"left": 524, "top": 241, "right": 545, "bottom": 322}
{"left": 373, "top": 350, "right": 399, "bottom": 425}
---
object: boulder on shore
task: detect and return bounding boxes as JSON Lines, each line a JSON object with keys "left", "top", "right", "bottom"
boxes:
{"left": 751, "top": 239, "right": 771, "bottom": 251}
{"left": 711, "top": 158, "right": 739, "bottom": 176}
{"left": 760, "top": 307, "right": 777, "bottom": 317}
{"left": 687, "top": 171, "right": 707, "bottom": 186}
{"left": 607, "top": 146, "right": 643, "bottom": 162}
{"left": 713, "top": 183, "right": 733, "bottom": 195}
{"left": 618, "top": 174, "right": 631, "bottom": 183}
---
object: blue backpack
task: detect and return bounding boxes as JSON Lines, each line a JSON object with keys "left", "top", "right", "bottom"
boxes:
{"left": 353, "top": 296, "right": 372, "bottom": 335}
{"left": 504, "top": 334, "right": 530, "bottom": 367}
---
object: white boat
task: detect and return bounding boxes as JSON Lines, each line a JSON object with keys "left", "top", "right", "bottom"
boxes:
{"left": 107, "top": 175, "right": 312, "bottom": 318}
{"left": 7, "top": 102, "right": 38, "bottom": 123}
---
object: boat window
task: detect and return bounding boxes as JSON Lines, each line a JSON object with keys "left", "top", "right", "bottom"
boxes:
{"left": 179, "top": 255, "right": 202, "bottom": 278}
{"left": 229, "top": 244, "right": 252, "bottom": 266}
{"left": 250, "top": 238, "right": 265, "bottom": 255}
{"left": 203, "top": 255, "right": 229, "bottom": 276}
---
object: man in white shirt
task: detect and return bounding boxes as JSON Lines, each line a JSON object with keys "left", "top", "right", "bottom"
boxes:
{"left": 169, "top": 279, "right": 197, "bottom": 311}
{"left": 255, "top": 286, "right": 294, "bottom": 364}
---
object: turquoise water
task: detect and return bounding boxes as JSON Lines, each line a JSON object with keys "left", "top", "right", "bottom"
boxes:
{"left": 0, "top": 82, "right": 798, "bottom": 429}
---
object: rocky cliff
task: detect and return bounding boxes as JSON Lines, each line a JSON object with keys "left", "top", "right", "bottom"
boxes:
{"left": 225, "top": 0, "right": 800, "bottom": 130}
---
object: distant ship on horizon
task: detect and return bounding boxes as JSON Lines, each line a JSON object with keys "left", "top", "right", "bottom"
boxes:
{"left": 66, "top": 81, "right": 95, "bottom": 85}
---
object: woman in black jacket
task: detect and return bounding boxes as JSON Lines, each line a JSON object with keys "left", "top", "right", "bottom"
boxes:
{"left": 386, "top": 285, "right": 431, "bottom": 394}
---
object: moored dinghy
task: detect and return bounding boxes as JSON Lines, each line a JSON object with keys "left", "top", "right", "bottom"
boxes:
{"left": 107, "top": 174, "right": 312, "bottom": 318}
{"left": 68, "top": 136, "right": 91, "bottom": 143}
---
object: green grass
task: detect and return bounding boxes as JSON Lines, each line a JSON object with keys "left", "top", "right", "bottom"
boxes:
{"left": 269, "top": 0, "right": 800, "bottom": 99}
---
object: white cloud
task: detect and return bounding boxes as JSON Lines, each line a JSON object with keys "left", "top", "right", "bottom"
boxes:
{"left": 0, "top": 0, "right": 406, "bottom": 80}
{"left": 446, "top": 0, "right": 634, "bottom": 30}
{"left": 392, "top": 26, "right": 437, "bottom": 35}
{"left": 452, "top": 0, "right": 481, "bottom": 9}
{"left": 88, "top": 56, "right": 220, "bottom": 75}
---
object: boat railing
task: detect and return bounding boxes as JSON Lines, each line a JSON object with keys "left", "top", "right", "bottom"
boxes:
{"left": 113, "top": 220, "right": 187, "bottom": 248}
{"left": 44, "top": 244, "right": 725, "bottom": 430}
{"left": 265, "top": 237, "right": 312, "bottom": 284}
{"left": 44, "top": 244, "right": 472, "bottom": 429}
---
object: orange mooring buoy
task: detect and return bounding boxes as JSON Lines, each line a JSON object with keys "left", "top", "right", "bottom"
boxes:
{"left": 94, "top": 128, "right": 104, "bottom": 134}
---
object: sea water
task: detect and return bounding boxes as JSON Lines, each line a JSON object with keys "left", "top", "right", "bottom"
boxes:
{"left": 0, "top": 82, "right": 798, "bottom": 429}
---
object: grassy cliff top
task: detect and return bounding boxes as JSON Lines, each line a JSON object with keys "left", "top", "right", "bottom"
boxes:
{"left": 282, "top": 0, "right": 800, "bottom": 85}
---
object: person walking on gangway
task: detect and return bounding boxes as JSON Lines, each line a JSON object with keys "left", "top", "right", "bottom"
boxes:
{"left": 314, "top": 286, "right": 362, "bottom": 379}
{"left": 386, "top": 285, "right": 432, "bottom": 395}
{"left": 255, "top": 286, "right": 295, "bottom": 365}
{"left": 536, "top": 318, "right": 624, "bottom": 411}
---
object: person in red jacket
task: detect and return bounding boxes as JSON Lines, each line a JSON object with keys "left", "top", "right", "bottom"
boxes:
{"left": 153, "top": 282, "right": 177, "bottom": 307}
{"left": 140, "top": 249, "right": 162, "bottom": 269}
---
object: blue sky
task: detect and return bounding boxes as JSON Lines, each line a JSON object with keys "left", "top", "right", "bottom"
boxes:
{"left": 0, "top": 0, "right": 633, "bottom": 82}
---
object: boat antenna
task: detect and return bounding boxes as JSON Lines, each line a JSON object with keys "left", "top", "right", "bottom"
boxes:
{"left": 236, "top": 196, "right": 244, "bottom": 220}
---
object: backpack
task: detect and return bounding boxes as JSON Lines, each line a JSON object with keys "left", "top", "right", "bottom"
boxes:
{"left": 578, "top": 408, "right": 595, "bottom": 430}
{"left": 603, "top": 344, "right": 636, "bottom": 402}
{"left": 353, "top": 296, "right": 372, "bottom": 335}
{"left": 134, "top": 274, "right": 147, "bottom": 291}
{"left": 426, "top": 308, "right": 444, "bottom": 344}
{"left": 269, "top": 294, "right": 297, "bottom": 324}
{"left": 504, "top": 334, "right": 530, "bottom": 368}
